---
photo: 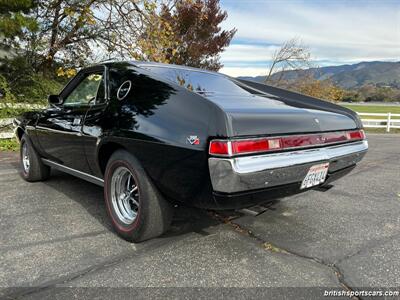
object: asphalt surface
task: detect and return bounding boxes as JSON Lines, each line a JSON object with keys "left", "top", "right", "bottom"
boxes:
{"left": 0, "top": 134, "right": 399, "bottom": 299}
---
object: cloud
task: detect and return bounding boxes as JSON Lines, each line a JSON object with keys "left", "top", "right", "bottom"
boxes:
{"left": 219, "top": 0, "right": 400, "bottom": 76}
{"left": 219, "top": 44, "right": 278, "bottom": 62}
{"left": 221, "top": 66, "right": 268, "bottom": 77}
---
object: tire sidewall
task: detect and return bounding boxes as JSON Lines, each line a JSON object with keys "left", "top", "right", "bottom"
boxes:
{"left": 19, "top": 135, "right": 38, "bottom": 181}
{"left": 19, "top": 134, "right": 50, "bottom": 182}
{"left": 20, "top": 137, "right": 31, "bottom": 179}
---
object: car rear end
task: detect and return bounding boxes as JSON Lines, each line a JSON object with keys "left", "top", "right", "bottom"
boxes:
{"left": 208, "top": 129, "right": 368, "bottom": 209}
{"left": 137, "top": 63, "right": 368, "bottom": 209}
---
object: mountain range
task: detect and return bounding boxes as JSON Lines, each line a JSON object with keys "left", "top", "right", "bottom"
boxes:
{"left": 238, "top": 61, "right": 400, "bottom": 89}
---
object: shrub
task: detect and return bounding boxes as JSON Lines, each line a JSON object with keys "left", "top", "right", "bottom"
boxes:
{"left": 0, "top": 74, "right": 16, "bottom": 103}
{"left": 0, "top": 56, "right": 66, "bottom": 104}
{"left": 13, "top": 73, "right": 64, "bottom": 104}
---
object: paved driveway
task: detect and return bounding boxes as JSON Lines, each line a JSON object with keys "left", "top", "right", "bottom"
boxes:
{"left": 0, "top": 135, "right": 399, "bottom": 299}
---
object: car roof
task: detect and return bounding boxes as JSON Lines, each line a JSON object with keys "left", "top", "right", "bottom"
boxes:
{"left": 101, "top": 60, "right": 222, "bottom": 77}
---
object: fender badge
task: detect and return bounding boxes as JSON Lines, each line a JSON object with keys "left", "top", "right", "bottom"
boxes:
{"left": 187, "top": 135, "right": 200, "bottom": 145}
{"left": 314, "top": 118, "right": 320, "bottom": 124}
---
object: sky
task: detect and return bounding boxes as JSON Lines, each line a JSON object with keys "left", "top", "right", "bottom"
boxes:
{"left": 218, "top": 0, "right": 400, "bottom": 77}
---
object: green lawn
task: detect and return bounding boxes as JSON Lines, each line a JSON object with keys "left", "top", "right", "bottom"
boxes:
{"left": 342, "top": 104, "right": 400, "bottom": 134}
{"left": 0, "top": 108, "right": 31, "bottom": 119}
{"left": 0, "top": 139, "right": 19, "bottom": 151}
{"left": 342, "top": 104, "right": 400, "bottom": 115}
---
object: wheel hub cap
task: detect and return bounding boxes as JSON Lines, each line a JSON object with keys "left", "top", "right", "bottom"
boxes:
{"left": 22, "top": 143, "right": 30, "bottom": 172}
{"left": 110, "top": 166, "right": 139, "bottom": 224}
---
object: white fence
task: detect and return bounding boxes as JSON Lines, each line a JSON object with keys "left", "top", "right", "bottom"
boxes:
{"left": 0, "top": 103, "right": 46, "bottom": 109}
{"left": 358, "top": 112, "right": 400, "bottom": 132}
{"left": 0, "top": 103, "right": 46, "bottom": 139}
{"left": 0, "top": 118, "right": 14, "bottom": 139}
{"left": 1, "top": 111, "right": 399, "bottom": 140}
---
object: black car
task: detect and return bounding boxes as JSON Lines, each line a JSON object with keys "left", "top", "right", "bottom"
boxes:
{"left": 14, "top": 61, "right": 368, "bottom": 242}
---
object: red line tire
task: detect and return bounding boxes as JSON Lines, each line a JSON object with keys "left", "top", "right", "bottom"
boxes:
{"left": 104, "top": 150, "right": 172, "bottom": 242}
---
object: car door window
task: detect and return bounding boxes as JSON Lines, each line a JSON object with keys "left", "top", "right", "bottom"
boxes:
{"left": 63, "top": 73, "right": 104, "bottom": 106}
{"left": 142, "top": 66, "right": 254, "bottom": 96}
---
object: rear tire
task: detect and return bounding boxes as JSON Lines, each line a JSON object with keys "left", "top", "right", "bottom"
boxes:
{"left": 104, "top": 150, "right": 172, "bottom": 242}
{"left": 20, "top": 134, "right": 50, "bottom": 182}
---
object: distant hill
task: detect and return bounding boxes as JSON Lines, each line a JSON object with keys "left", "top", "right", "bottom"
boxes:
{"left": 239, "top": 61, "right": 400, "bottom": 89}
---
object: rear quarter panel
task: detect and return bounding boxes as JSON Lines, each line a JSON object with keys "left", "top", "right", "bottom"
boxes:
{"left": 102, "top": 64, "right": 228, "bottom": 205}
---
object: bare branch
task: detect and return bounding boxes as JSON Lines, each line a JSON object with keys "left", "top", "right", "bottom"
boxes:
{"left": 265, "top": 37, "right": 312, "bottom": 85}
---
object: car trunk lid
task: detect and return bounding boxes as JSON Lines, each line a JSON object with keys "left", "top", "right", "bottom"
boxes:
{"left": 206, "top": 94, "right": 357, "bottom": 137}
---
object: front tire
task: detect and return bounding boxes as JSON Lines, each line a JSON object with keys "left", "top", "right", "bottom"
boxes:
{"left": 20, "top": 134, "right": 50, "bottom": 182}
{"left": 104, "top": 150, "right": 172, "bottom": 242}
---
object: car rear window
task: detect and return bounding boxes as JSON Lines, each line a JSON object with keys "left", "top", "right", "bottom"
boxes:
{"left": 142, "top": 66, "right": 251, "bottom": 95}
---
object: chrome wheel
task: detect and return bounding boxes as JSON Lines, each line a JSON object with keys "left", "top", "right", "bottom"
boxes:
{"left": 110, "top": 166, "right": 140, "bottom": 224}
{"left": 22, "top": 142, "right": 30, "bottom": 173}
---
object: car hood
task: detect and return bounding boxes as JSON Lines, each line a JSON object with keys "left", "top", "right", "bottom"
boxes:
{"left": 204, "top": 93, "right": 358, "bottom": 137}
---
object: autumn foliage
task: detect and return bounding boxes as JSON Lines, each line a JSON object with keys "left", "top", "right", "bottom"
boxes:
{"left": 1, "top": 0, "right": 236, "bottom": 73}
{"left": 0, "top": 0, "right": 236, "bottom": 103}
{"left": 134, "top": 0, "right": 236, "bottom": 71}
{"left": 294, "top": 75, "right": 345, "bottom": 102}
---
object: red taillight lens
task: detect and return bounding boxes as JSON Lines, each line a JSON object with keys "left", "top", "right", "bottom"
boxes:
{"left": 209, "top": 141, "right": 230, "bottom": 155}
{"left": 209, "top": 130, "right": 365, "bottom": 157}
{"left": 209, "top": 138, "right": 282, "bottom": 156}
{"left": 232, "top": 139, "right": 269, "bottom": 154}
{"left": 347, "top": 130, "right": 365, "bottom": 140}
{"left": 281, "top": 135, "right": 321, "bottom": 148}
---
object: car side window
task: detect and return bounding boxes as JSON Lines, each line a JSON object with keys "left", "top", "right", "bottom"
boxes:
{"left": 63, "top": 72, "right": 104, "bottom": 106}
{"left": 143, "top": 66, "right": 250, "bottom": 95}
{"left": 109, "top": 69, "right": 134, "bottom": 100}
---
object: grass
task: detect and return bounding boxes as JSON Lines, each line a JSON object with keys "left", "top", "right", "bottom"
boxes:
{"left": 262, "top": 242, "right": 288, "bottom": 254}
{"left": 342, "top": 104, "right": 400, "bottom": 116}
{"left": 0, "top": 108, "right": 33, "bottom": 152}
{"left": 364, "top": 128, "right": 400, "bottom": 134}
{"left": 0, "top": 108, "right": 32, "bottom": 119}
{"left": 0, "top": 138, "right": 19, "bottom": 151}
{"left": 341, "top": 104, "right": 400, "bottom": 134}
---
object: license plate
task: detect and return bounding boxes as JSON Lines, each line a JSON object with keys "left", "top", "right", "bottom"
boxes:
{"left": 300, "top": 163, "right": 329, "bottom": 189}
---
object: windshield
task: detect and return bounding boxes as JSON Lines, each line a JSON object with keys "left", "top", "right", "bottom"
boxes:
{"left": 141, "top": 66, "right": 252, "bottom": 95}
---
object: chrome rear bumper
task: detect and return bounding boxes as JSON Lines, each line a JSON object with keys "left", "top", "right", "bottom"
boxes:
{"left": 208, "top": 140, "right": 368, "bottom": 193}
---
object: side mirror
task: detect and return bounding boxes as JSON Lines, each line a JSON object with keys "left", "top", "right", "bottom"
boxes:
{"left": 48, "top": 94, "right": 62, "bottom": 105}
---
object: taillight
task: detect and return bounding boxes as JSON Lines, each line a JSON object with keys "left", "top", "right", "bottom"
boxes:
{"left": 209, "top": 130, "right": 365, "bottom": 157}
{"left": 209, "top": 139, "right": 282, "bottom": 156}
{"left": 231, "top": 138, "right": 282, "bottom": 154}
{"left": 347, "top": 130, "right": 365, "bottom": 140}
{"left": 209, "top": 140, "right": 230, "bottom": 155}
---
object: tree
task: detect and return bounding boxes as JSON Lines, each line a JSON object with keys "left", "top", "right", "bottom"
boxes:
{"left": 16, "top": 0, "right": 150, "bottom": 71}
{"left": 263, "top": 37, "right": 347, "bottom": 102}
{"left": 342, "top": 90, "right": 361, "bottom": 102}
{"left": 0, "top": 0, "right": 38, "bottom": 46}
{"left": 285, "top": 73, "right": 345, "bottom": 102}
{"left": 0, "top": 74, "right": 16, "bottom": 103}
{"left": 265, "top": 37, "right": 312, "bottom": 84}
{"left": 31, "top": 0, "right": 109, "bottom": 70}
{"left": 6, "top": 0, "right": 235, "bottom": 73}
{"left": 133, "top": 0, "right": 236, "bottom": 71}
{"left": 1, "top": 0, "right": 236, "bottom": 101}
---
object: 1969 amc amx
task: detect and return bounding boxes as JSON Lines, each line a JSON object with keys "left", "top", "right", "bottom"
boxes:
{"left": 14, "top": 61, "right": 368, "bottom": 242}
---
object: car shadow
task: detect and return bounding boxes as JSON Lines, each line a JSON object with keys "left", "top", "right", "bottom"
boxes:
{"left": 10, "top": 161, "right": 281, "bottom": 241}
{"left": 39, "top": 169, "right": 233, "bottom": 238}
{"left": 41, "top": 169, "right": 114, "bottom": 230}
